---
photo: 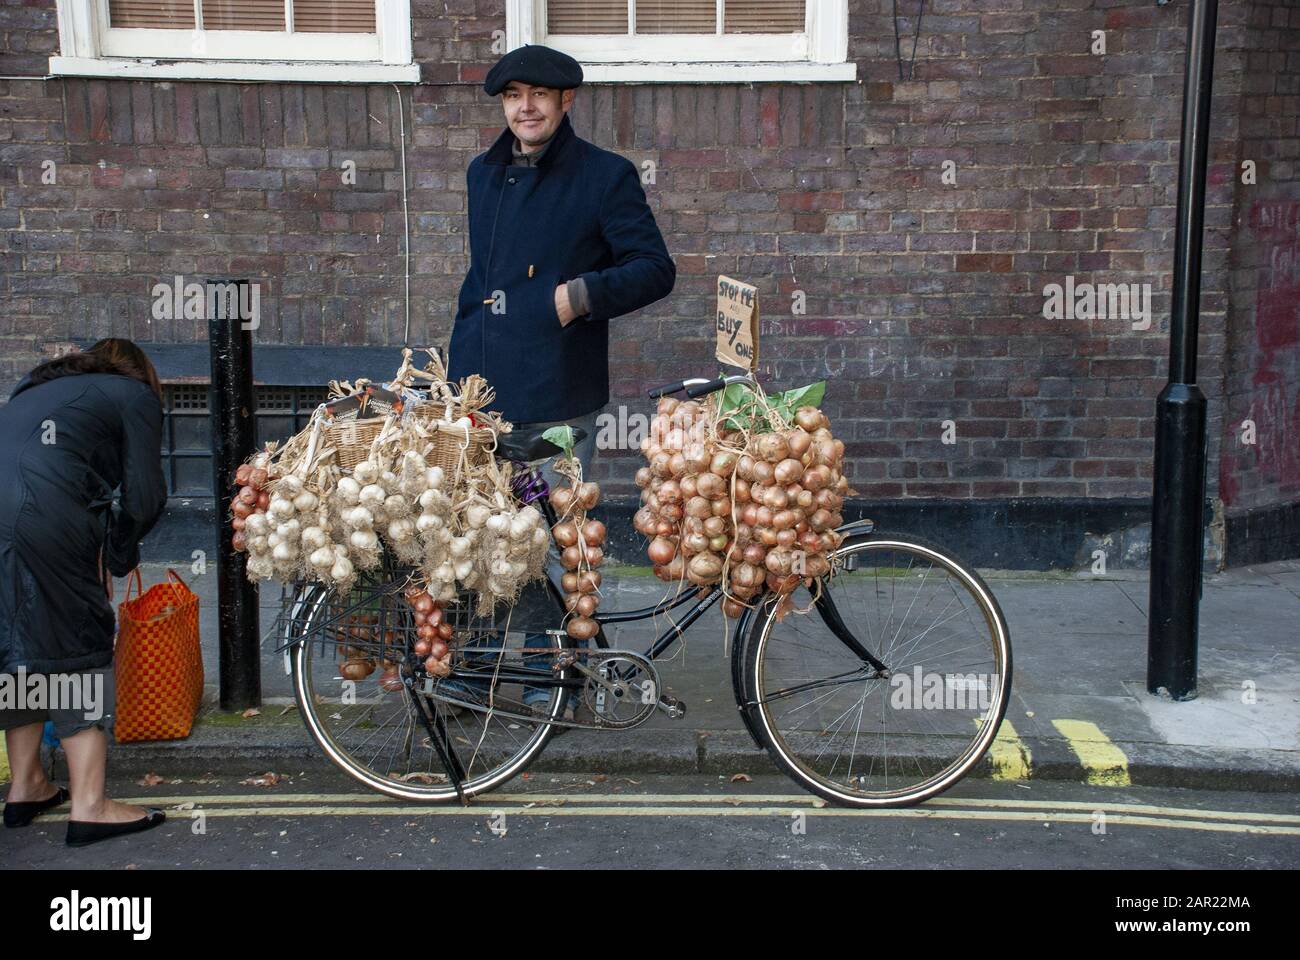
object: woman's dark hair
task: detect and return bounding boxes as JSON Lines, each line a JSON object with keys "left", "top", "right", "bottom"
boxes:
{"left": 27, "top": 339, "right": 163, "bottom": 400}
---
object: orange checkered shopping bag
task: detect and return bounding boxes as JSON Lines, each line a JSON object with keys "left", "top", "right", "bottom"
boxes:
{"left": 113, "top": 568, "right": 204, "bottom": 743}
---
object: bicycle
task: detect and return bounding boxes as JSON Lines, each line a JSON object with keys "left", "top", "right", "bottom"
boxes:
{"left": 276, "top": 374, "right": 1012, "bottom": 808}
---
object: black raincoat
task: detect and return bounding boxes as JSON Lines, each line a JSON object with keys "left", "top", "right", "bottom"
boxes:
{"left": 0, "top": 372, "right": 167, "bottom": 673}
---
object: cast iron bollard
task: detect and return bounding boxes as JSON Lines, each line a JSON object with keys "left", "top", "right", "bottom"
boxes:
{"left": 1148, "top": 0, "right": 1218, "bottom": 701}
{"left": 207, "top": 277, "right": 261, "bottom": 712}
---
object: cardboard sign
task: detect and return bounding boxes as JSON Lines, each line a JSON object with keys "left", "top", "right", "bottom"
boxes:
{"left": 715, "top": 275, "right": 759, "bottom": 371}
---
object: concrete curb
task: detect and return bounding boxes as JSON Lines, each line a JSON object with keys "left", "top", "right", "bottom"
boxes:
{"left": 87, "top": 720, "right": 1300, "bottom": 793}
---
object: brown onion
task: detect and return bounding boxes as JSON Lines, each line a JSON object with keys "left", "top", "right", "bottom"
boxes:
{"left": 566, "top": 616, "right": 599, "bottom": 640}
{"left": 235, "top": 463, "right": 253, "bottom": 486}
{"left": 231, "top": 531, "right": 247, "bottom": 552}
{"left": 696, "top": 472, "right": 726, "bottom": 499}
{"left": 774, "top": 458, "right": 805, "bottom": 486}
{"left": 561, "top": 572, "right": 580, "bottom": 593}
{"left": 414, "top": 638, "right": 432, "bottom": 657}
{"left": 794, "top": 408, "right": 822, "bottom": 432}
{"left": 582, "top": 519, "right": 606, "bottom": 546}
{"left": 238, "top": 485, "right": 258, "bottom": 505}
{"left": 743, "top": 544, "right": 767, "bottom": 566}
{"left": 428, "top": 639, "right": 449, "bottom": 660}
{"left": 553, "top": 521, "right": 580, "bottom": 548}
{"left": 576, "top": 594, "right": 598, "bottom": 618}
{"left": 578, "top": 570, "right": 602, "bottom": 593}
{"left": 437, "top": 622, "right": 454, "bottom": 640}
{"left": 550, "top": 486, "right": 575, "bottom": 513}
{"left": 249, "top": 467, "right": 269, "bottom": 488}
{"left": 687, "top": 552, "right": 723, "bottom": 586}
{"left": 561, "top": 545, "right": 583, "bottom": 569}
{"left": 722, "top": 597, "right": 746, "bottom": 619}
{"left": 577, "top": 482, "right": 601, "bottom": 510}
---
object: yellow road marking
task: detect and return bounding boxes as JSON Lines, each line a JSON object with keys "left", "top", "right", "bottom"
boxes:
{"left": 28, "top": 805, "right": 1300, "bottom": 835}
{"left": 1052, "top": 719, "right": 1131, "bottom": 787}
{"left": 977, "top": 717, "right": 1031, "bottom": 780}
{"left": 100, "top": 793, "right": 1300, "bottom": 825}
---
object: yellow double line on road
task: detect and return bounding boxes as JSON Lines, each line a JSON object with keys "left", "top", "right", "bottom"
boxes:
{"left": 53, "top": 791, "right": 1299, "bottom": 836}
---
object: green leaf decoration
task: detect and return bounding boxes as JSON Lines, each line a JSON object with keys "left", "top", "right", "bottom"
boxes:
{"left": 543, "top": 425, "right": 576, "bottom": 457}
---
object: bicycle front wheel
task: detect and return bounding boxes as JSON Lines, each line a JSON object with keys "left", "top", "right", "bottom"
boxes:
{"left": 743, "top": 532, "right": 1011, "bottom": 807}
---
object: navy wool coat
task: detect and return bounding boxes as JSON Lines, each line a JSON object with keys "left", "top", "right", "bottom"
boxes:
{"left": 448, "top": 112, "right": 676, "bottom": 424}
{"left": 0, "top": 373, "right": 167, "bottom": 673}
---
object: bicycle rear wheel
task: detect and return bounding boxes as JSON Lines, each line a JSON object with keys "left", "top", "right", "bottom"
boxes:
{"left": 288, "top": 575, "right": 565, "bottom": 802}
{"left": 743, "top": 532, "right": 1011, "bottom": 807}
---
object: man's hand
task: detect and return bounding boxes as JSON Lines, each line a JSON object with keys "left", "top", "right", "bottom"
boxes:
{"left": 555, "top": 282, "right": 577, "bottom": 327}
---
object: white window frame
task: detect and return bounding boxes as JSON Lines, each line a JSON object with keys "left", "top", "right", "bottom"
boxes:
{"left": 49, "top": 0, "right": 418, "bottom": 83}
{"left": 508, "top": 0, "right": 854, "bottom": 83}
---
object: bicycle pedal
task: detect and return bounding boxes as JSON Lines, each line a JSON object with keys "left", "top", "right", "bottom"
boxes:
{"left": 657, "top": 695, "right": 686, "bottom": 720}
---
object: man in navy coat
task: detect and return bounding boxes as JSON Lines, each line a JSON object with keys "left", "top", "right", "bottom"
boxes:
{"left": 446, "top": 45, "right": 675, "bottom": 722}
{"left": 448, "top": 44, "right": 677, "bottom": 430}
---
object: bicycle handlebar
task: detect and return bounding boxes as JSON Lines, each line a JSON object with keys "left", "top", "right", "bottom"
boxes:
{"left": 647, "top": 374, "right": 758, "bottom": 400}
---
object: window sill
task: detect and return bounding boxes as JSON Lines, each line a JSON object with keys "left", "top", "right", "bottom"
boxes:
{"left": 48, "top": 56, "right": 420, "bottom": 84}
{"left": 581, "top": 61, "right": 857, "bottom": 84}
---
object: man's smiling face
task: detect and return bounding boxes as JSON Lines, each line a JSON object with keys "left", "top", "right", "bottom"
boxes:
{"left": 502, "top": 82, "right": 574, "bottom": 152}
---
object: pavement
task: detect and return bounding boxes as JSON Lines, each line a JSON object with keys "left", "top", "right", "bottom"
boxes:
{"left": 23, "top": 559, "right": 1300, "bottom": 793}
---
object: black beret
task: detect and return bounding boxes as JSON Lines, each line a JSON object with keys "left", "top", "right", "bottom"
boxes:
{"left": 483, "top": 44, "right": 583, "bottom": 97}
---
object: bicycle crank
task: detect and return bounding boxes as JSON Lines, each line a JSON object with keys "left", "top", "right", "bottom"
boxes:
{"left": 415, "top": 647, "right": 663, "bottom": 731}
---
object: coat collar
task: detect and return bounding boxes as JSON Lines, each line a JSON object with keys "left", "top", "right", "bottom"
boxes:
{"left": 484, "top": 111, "right": 575, "bottom": 168}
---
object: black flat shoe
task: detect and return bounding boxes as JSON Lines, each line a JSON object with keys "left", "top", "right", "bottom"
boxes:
{"left": 3, "top": 786, "right": 70, "bottom": 828}
{"left": 66, "top": 809, "right": 166, "bottom": 848}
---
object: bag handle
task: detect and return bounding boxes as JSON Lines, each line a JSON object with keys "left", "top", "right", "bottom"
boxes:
{"left": 122, "top": 567, "right": 144, "bottom": 603}
{"left": 165, "top": 568, "right": 190, "bottom": 590}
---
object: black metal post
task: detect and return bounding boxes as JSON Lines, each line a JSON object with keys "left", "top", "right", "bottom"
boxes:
{"left": 1148, "top": 0, "right": 1218, "bottom": 701}
{"left": 207, "top": 277, "right": 261, "bottom": 711}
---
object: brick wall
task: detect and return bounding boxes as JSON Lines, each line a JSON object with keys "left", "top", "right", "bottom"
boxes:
{"left": 0, "top": 0, "right": 1291, "bottom": 517}
{"left": 1219, "top": 0, "right": 1300, "bottom": 519}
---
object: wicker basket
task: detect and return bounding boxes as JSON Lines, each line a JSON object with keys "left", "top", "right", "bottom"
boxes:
{"left": 426, "top": 419, "right": 496, "bottom": 474}
{"left": 405, "top": 402, "right": 494, "bottom": 473}
{"left": 325, "top": 417, "right": 388, "bottom": 473}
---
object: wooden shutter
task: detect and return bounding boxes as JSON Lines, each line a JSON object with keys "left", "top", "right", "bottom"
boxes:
{"left": 636, "top": 1, "right": 715, "bottom": 34}
{"left": 547, "top": 1, "right": 628, "bottom": 34}
{"left": 107, "top": 0, "right": 196, "bottom": 29}
{"left": 725, "top": 0, "right": 804, "bottom": 33}
{"left": 201, "top": 0, "right": 285, "bottom": 31}
{"left": 294, "top": 0, "right": 376, "bottom": 33}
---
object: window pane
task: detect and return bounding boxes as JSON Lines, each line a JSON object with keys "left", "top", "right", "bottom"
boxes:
{"left": 547, "top": 1, "right": 629, "bottom": 34}
{"left": 294, "top": 0, "right": 376, "bottom": 33}
{"left": 725, "top": 0, "right": 805, "bottom": 33}
{"left": 636, "top": 1, "right": 716, "bottom": 34}
{"left": 108, "top": 0, "right": 196, "bottom": 29}
{"left": 202, "top": 0, "right": 286, "bottom": 31}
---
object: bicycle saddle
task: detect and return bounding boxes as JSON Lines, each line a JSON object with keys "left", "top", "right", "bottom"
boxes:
{"left": 495, "top": 425, "right": 588, "bottom": 463}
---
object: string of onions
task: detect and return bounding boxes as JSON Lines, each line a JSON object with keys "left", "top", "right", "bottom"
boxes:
{"left": 551, "top": 457, "right": 605, "bottom": 641}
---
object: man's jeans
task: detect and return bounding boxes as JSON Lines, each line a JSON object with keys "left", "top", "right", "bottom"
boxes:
{"left": 445, "top": 406, "right": 603, "bottom": 712}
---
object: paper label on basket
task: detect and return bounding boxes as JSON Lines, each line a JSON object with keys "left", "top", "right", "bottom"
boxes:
{"left": 715, "top": 275, "right": 759, "bottom": 372}
{"left": 323, "top": 385, "right": 403, "bottom": 421}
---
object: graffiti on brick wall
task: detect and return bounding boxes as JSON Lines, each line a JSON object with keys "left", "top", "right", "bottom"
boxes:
{"left": 1223, "top": 200, "right": 1300, "bottom": 504}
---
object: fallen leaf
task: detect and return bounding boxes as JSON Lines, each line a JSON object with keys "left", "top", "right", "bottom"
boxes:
{"left": 137, "top": 773, "right": 164, "bottom": 787}
{"left": 592, "top": 774, "right": 608, "bottom": 782}
{"left": 239, "top": 771, "right": 282, "bottom": 787}
{"left": 730, "top": 773, "right": 752, "bottom": 783}
{"left": 723, "top": 797, "right": 744, "bottom": 806}
{"left": 810, "top": 798, "right": 827, "bottom": 808}
{"left": 278, "top": 705, "right": 297, "bottom": 716}
{"left": 173, "top": 802, "right": 196, "bottom": 812}
{"left": 241, "top": 707, "right": 261, "bottom": 719}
